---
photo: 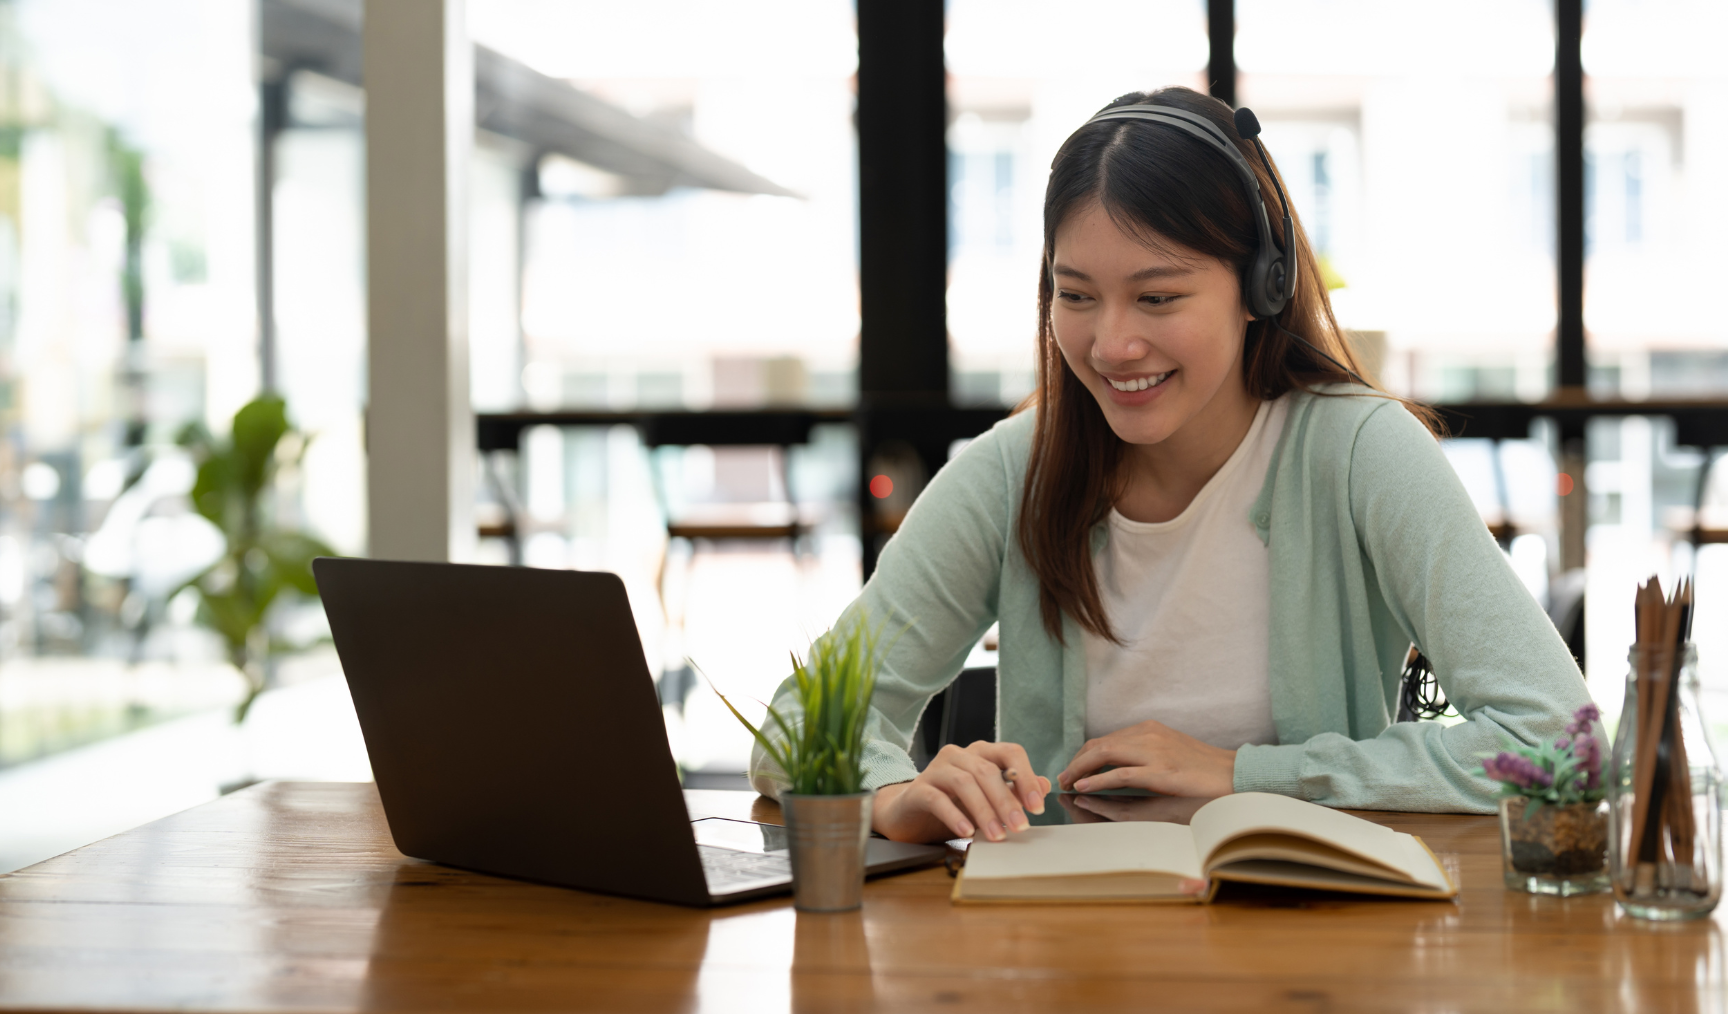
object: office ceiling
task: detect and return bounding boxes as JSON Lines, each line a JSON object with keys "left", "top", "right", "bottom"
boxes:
{"left": 259, "top": 0, "right": 796, "bottom": 198}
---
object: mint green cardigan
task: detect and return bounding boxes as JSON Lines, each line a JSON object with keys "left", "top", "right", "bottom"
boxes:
{"left": 751, "top": 389, "right": 1592, "bottom": 813}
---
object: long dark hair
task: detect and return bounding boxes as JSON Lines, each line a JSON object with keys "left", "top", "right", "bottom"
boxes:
{"left": 1016, "top": 86, "right": 1439, "bottom": 643}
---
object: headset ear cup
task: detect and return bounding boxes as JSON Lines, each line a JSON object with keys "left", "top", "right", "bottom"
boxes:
{"left": 1250, "top": 253, "right": 1290, "bottom": 318}
{"left": 1245, "top": 252, "right": 1276, "bottom": 319}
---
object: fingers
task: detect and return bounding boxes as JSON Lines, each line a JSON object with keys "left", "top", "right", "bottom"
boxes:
{"left": 1058, "top": 739, "right": 1105, "bottom": 789}
{"left": 874, "top": 781, "right": 975, "bottom": 843}
{"left": 1054, "top": 717, "right": 1238, "bottom": 802}
{"left": 956, "top": 747, "right": 1031, "bottom": 836}
{"left": 1059, "top": 739, "right": 1121, "bottom": 790}
{"left": 1059, "top": 722, "right": 1180, "bottom": 789}
{"left": 939, "top": 762, "right": 1014, "bottom": 841}
{"left": 916, "top": 784, "right": 975, "bottom": 841}
{"left": 895, "top": 742, "right": 1057, "bottom": 844}
{"left": 929, "top": 744, "right": 1029, "bottom": 840}
{"left": 1071, "top": 766, "right": 1135, "bottom": 793}
{"left": 969, "top": 741, "right": 1047, "bottom": 813}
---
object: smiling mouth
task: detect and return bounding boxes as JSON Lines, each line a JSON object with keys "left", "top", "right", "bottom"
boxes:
{"left": 1106, "top": 371, "right": 1173, "bottom": 393}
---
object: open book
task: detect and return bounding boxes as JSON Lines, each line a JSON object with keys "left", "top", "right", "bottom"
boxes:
{"left": 954, "top": 792, "right": 1456, "bottom": 903}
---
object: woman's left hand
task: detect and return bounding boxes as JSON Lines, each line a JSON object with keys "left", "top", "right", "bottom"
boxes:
{"left": 1056, "top": 719, "right": 1237, "bottom": 798}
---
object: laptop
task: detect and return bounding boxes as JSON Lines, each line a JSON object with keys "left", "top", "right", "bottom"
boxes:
{"left": 312, "top": 557, "right": 943, "bottom": 906}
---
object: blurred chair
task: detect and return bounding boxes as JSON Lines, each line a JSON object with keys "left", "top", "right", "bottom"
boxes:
{"left": 913, "top": 659, "right": 1469, "bottom": 749}
{"left": 646, "top": 413, "right": 817, "bottom": 712}
{"left": 912, "top": 667, "right": 998, "bottom": 769}
{"left": 1485, "top": 438, "right": 1516, "bottom": 550}
{"left": 1690, "top": 447, "right": 1726, "bottom": 548}
{"left": 477, "top": 451, "right": 526, "bottom": 566}
{"left": 1547, "top": 566, "right": 1588, "bottom": 671}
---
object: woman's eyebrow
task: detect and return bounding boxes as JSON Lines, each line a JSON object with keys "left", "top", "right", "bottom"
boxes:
{"left": 1051, "top": 263, "right": 1194, "bottom": 282}
{"left": 1128, "top": 264, "right": 1195, "bottom": 281}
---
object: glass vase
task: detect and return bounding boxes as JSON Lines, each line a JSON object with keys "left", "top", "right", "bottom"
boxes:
{"left": 1607, "top": 644, "right": 1723, "bottom": 920}
{"left": 1499, "top": 796, "right": 1609, "bottom": 895}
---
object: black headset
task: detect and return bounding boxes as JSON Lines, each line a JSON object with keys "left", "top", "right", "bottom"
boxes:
{"left": 1080, "top": 102, "right": 1365, "bottom": 384}
{"left": 1085, "top": 103, "right": 1294, "bottom": 318}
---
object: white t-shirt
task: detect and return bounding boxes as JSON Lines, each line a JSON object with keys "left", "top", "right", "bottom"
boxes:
{"left": 1082, "top": 395, "right": 1290, "bottom": 749}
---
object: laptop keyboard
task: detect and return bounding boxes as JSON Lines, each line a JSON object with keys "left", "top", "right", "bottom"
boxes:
{"left": 698, "top": 844, "right": 792, "bottom": 890}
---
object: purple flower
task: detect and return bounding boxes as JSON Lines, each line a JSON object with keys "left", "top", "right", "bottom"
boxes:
{"left": 1482, "top": 751, "right": 1554, "bottom": 790}
{"left": 1575, "top": 734, "right": 1602, "bottom": 790}
{"left": 1565, "top": 703, "right": 1602, "bottom": 738}
{"left": 1559, "top": 704, "right": 1604, "bottom": 790}
{"left": 1482, "top": 704, "right": 1606, "bottom": 801}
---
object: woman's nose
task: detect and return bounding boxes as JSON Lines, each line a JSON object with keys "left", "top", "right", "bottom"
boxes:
{"left": 1092, "top": 305, "right": 1150, "bottom": 366}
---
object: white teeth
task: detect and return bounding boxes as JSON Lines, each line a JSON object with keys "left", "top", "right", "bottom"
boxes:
{"left": 1108, "top": 371, "right": 1170, "bottom": 392}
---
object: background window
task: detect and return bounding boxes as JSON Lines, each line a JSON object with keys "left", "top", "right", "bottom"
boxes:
{"left": 1583, "top": 0, "right": 1727, "bottom": 396}
{"left": 0, "top": 0, "right": 260, "bottom": 761}
{"left": 471, "top": 0, "right": 861, "bottom": 413}
{"left": 944, "top": 0, "right": 1208, "bottom": 409}
{"left": 1579, "top": 0, "right": 1728, "bottom": 711}
{"left": 470, "top": 0, "right": 864, "bottom": 781}
{"left": 1238, "top": 0, "right": 1559, "bottom": 404}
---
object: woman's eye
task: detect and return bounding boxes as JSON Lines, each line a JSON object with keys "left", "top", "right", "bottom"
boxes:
{"left": 1141, "top": 294, "right": 1176, "bottom": 307}
{"left": 1057, "top": 290, "right": 1090, "bottom": 304}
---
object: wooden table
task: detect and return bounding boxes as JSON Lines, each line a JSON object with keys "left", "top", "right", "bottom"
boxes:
{"left": 1, "top": 782, "right": 1721, "bottom": 1013}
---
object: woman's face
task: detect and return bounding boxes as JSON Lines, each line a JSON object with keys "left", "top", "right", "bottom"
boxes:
{"left": 1050, "top": 200, "right": 1253, "bottom": 448}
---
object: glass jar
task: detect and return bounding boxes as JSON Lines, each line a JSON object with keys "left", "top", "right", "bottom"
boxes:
{"left": 1607, "top": 644, "right": 1723, "bottom": 920}
{"left": 1499, "top": 796, "right": 1609, "bottom": 895}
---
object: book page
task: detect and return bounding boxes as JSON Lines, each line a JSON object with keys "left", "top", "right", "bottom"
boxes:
{"left": 1189, "top": 792, "right": 1449, "bottom": 892}
{"left": 1205, "top": 833, "right": 1419, "bottom": 882}
{"left": 962, "top": 821, "right": 1203, "bottom": 881}
{"left": 1204, "top": 859, "right": 1452, "bottom": 898}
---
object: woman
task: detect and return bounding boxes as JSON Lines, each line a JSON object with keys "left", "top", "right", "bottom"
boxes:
{"left": 750, "top": 87, "right": 1590, "bottom": 844}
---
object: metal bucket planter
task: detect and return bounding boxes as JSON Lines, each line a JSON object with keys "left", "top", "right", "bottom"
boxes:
{"left": 782, "top": 791, "right": 874, "bottom": 912}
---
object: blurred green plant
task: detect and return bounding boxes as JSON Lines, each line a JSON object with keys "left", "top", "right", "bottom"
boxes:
{"left": 177, "top": 396, "right": 336, "bottom": 723}
{"left": 714, "top": 614, "right": 887, "bottom": 796}
{"left": 1317, "top": 253, "right": 1348, "bottom": 291}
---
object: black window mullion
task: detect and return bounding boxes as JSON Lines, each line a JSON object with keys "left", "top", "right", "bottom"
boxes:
{"left": 1554, "top": 0, "right": 1588, "bottom": 575}
{"left": 1556, "top": 0, "right": 1586, "bottom": 392}
{"left": 854, "top": 0, "right": 951, "bottom": 576}
{"left": 1207, "top": 0, "right": 1236, "bottom": 107}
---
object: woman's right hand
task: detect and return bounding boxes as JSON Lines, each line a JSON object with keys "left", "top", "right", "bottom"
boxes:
{"left": 871, "top": 741, "right": 1051, "bottom": 843}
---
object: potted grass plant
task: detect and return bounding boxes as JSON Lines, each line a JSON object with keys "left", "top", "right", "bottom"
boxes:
{"left": 1484, "top": 703, "right": 1609, "bottom": 896}
{"left": 717, "top": 616, "right": 882, "bottom": 912}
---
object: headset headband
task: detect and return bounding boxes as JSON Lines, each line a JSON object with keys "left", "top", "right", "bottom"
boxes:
{"left": 1087, "top": 104, "right": 1262, "bottom": 194}
{"left": 1081, "top": 102, "right": 1296, "bottom": 319}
